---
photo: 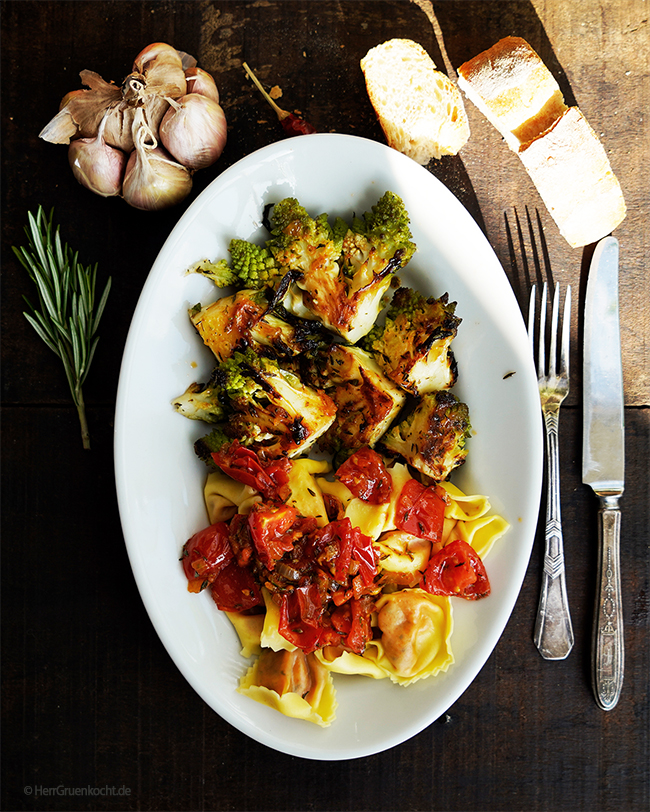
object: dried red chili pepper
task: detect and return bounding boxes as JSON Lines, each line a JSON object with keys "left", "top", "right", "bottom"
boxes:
{"left": 243, "top": 62, "right": 316, "bottom": 136}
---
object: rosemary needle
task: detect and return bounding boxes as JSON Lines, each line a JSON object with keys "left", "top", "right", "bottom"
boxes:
{"left": 12, "top": 206, "right": 112, "bottom": 450}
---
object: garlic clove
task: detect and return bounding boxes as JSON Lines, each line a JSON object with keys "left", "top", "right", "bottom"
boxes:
{"left": 122, "top": 114, "right": 192, "bottom": 210}
{"left": 68, "top": 111, "right": 126, "bottom": 197}
{"left": 132, "top": 42, "right": 181, "bottom": 72}
{"left": 159, "top": 93, "right": 227, "bottom": 170}
{"left": 184, "top": 67, "right": 220, "bottom": 103}
{"left": 130, "top": 42, "right": 186, "bottom": 101}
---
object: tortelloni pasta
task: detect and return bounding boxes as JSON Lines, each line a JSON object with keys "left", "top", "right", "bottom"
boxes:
{"left": 201, "top": 464, "right": 509, "bottom": 726}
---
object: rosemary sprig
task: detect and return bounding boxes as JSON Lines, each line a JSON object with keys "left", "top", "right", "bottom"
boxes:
{"left": 12, "top": 206, "right": 112, "bottom": 450}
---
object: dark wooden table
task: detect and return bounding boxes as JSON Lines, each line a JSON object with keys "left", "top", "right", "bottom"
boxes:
{"left": 2, "top": 2, "right": 648, "bottom": 810}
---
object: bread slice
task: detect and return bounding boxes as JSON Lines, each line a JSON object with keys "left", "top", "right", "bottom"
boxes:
{"left": 519, "top": 107, "right": 626, "bottom": 247}
{"left": 360, "top": 39, "right": 470, "bottom": 164}
{"left": 458, "top": 36, "right": 626, "bottom": 246}
{"left": 457, "top": 36, "right": 568, "bottom": 152}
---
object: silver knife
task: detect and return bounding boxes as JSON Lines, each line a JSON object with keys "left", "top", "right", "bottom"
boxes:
{"left": 582, "top": 236, "right": 625, "bottom": 711}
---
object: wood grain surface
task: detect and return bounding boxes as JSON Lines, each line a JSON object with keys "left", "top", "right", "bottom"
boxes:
{"left": 1, "top": 2, "right": 648, "bottom": 811}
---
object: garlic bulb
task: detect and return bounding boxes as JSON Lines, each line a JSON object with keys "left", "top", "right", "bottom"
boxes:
{"left": 40, "top": 42, "right": 226, "bottom": 210}
{"left": 68, "top": 111, "right": 127, "bottom": 197}
{"left": 122, "top": 113, "right": 192, "bottom": 210}
{"left": 184, "top": 67, "right": 220, "bottom": 103}
{"left": 159, "top": 93, "right": 227, "bottom": 170}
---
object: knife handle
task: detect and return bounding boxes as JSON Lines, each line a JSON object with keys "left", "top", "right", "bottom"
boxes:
{"left": 534, "top": 412, "right": 574, "bottom": 660}
{"left": 592, "top": 495, "right": 624, "bottom": 710}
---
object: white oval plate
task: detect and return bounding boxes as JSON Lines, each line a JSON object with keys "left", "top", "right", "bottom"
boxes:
{"left": 114, "top": 133, "right": 542, "bottom": 760}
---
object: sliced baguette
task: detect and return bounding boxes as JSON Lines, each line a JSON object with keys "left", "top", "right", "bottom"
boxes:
{"left": 519, "top": 107, "right": 627, "bottom": 247}
{"left": 457, "top": 36, "right": 567, "bottom": 152}
{"left": 360, "top": 38, "right": 470, "bottom": 164}
{"left": 458, "top": 36, "right": 626, "bottom": 246}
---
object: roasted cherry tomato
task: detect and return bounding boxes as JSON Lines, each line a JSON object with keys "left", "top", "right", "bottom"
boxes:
{"left": 330, "top": 596, "right": 374, "bottom": 654}
{"left": 277, "top": 586, "right": 340, "bottom": 654}
{"left": 211, "top": 441, "right": 291, "bottom": 501}
{"left": 421, "top": 539, "right": 491, "bottom": 600}
{"left": 395, "top": 478, "right": 446, "bottom": 543}
{"left": 317, "top": 518, "right": 378, "bottom": 587}
{"left": 247, "top": 502, "right": 300, "bottom": 569}
{"left": 210, "top": 560, "right": 263, "bottom": 612}
{"left": 336, "top": 446, "right": 393, "bottom": 504}
{"left": 181, "top": 522, "right": 233, "bottom": 592}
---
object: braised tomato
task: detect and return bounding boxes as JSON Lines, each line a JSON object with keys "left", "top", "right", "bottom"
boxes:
{"left": 395, "top": 478, "right": 446, "bottom": 543}
{"left": 181, "top": 522, "right": 234, "bottom": 592}
{"left": 211, "top": 441, "right": 291, "bottom": 501}
{"left": 210, "top": 561, "right": 263, "bottom": 612}
{"left": 247, "top": 502, "right": 300, "bottom": 570}
{"left": 277, "top": 586, "right": 340, "bottom": 654}
{"left": 336, "top": 446, "right": 392, "bottom": 504}
{"left": 421, "top": 539, "right": 491, "bottom": 600}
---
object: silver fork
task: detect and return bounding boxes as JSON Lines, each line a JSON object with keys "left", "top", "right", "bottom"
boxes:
{"left": 528, "top": 282, "right": 574, "bottom": 660}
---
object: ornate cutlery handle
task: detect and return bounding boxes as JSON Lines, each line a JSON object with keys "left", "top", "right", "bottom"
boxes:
{"left": 592, "top": 495, "right": 624, "bottom": 710}
{"left": 534, "top": 411, "right": 574, "bottom": 659}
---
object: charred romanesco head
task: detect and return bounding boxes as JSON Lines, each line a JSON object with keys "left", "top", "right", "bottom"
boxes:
{"left": 341, "top": 191, "right": 416, "bottom": 279}
{"left": 362, "top": 286, "right": 460, "bottom": 395}
{"left": 213, "top": 348, "right": 337, "bottom": 458}
{"left": 381, "top": 390, "right": 471, "bottom": 481}
{"left": 268, "top": 198, "right": 343, "bottom": 275}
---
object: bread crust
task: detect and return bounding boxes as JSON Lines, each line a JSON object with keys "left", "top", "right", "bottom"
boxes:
{"left": 361, "top": 39, "right": 470, "bottom": 164}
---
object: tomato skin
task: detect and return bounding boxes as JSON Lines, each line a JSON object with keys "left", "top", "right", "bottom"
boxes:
{"left": 421, "top": 539, "right": 491, "bottom": 600}
{"left": 317, "top": 518, "right": 378, "bottom": 587}
{"left": 182, "top": 522, "right": 234, "bottom": 590}
{"left": 277, "top": 586, "right": 340, "bottom": 654}
{"left": 336, "top": 446, "right": 393, "bottom": 504}
{"left": 330, "top": 596, "right": 374, "bottom": 654}
{"left": 395, "top": 479, "right": 446, "bottom": 543}
{"left": 247, "top": 502, "right": 300, "bottom": 569}
{"left": 210, "top": 561, "right": 263, "bottom": 612}
{"left": 211, "top": 441, "right": 291, "bottom": 501}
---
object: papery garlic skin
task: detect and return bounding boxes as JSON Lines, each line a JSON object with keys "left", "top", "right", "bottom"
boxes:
{"left": 103, "top": 102, "right": 136, "bottom": 152}
{"left": 184, "top": 67, "right": 220, "bottom": 103}
{"left": 159, "top": 93, "right": 227, "bottom": 170}
{"left": 68, "top": 112, "right": 126, "bottom": 197}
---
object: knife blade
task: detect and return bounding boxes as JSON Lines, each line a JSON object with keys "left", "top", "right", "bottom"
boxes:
{"left": 582, "top": 235, "right": 625, "bottom": 711}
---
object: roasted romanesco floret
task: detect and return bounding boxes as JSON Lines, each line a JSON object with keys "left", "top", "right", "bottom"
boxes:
{"left": 312, "top": 344, "right": 406, "bottom": 456}
{"left": 190, "top": 238, "right": 285, "bottom": 290}
{"left": 362, "top": 286, "right": 460, "bottom": 395}
{"left": 190, "top": 289, "right": 329, "bottom": 364}
{"left": 275, "top": 192, "right": 416, "bottom": 344}
{"left": 171, "top": 371, "right": 227, "bottom": 423}
{"left": 213, "top": 348, "right": 337, "bottom": 459}
{"left": 340, "top": 190, "right": 416, "bottom": 280}
{"left": 381, "top": 390, "right": 471, "bottom": 481}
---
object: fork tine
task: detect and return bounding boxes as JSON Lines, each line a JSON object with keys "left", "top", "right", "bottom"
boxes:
{"left": 561, "top": 284, "right": 571, "bottom": 378}
{"left": 538, "top": 283, "right": 548, "bottom": 376}
{"left": 549, "top": 282, "right": 560, "bottom": 376}
{"left": 527, "top": 284, "right": 537, "bottom": 354}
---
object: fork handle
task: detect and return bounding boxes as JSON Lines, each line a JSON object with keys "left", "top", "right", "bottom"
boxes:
{"left": 534, "top": 411, "right": 574, "bottom": 659}
{"left": 592, "top": 495, "right": 624, "bottom": 710}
